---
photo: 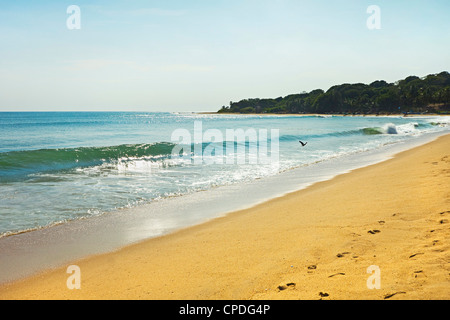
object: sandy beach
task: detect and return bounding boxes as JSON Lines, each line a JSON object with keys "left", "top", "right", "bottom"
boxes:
{"left": 0, "top": 134, "right": 449, "bottom": 300}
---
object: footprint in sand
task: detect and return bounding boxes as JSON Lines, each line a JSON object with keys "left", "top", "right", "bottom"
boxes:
{"left": 413, "top": 270, "right": 427, "bottom": 279}
{"left": 368, "top": 230, "right": 381, "bottom": 235}
{"left": 336, "top": 252, "right": 350, "bottom": 258}
{"left": 278, "top": 283, "right": 296, "bottom": 291}
{"left": 432, "top": 210, "right": 449, "bottom": 225}
{"left": 328, "top": 273, "right": 345, "bottom": 278}
{"left": 286, "top": 282, "right": 295, "bottom": 287}
{"left": 384, "top": 292, "right": 406, "bottom": 299}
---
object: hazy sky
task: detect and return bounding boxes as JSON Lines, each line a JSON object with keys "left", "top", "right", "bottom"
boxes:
{"left": 0, "top": 0, "right": 449, "bottom": 112}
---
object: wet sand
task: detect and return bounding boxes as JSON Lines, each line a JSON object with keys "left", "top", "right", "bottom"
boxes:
{"left": 0, "top": 134, "right": 449, "bottom": 300}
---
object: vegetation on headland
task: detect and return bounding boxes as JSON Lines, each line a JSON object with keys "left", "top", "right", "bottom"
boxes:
{"left": 218, "top": 71, "right": 450, "bottom": 115}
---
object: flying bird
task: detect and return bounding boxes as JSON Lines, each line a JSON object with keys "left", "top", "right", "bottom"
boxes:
{"left": 299, "top": 141, "right": 308, "bottom": 147}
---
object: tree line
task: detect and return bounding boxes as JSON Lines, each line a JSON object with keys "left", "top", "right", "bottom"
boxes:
{"left": 218, "top": 71, "right": 450, "bottom": 115}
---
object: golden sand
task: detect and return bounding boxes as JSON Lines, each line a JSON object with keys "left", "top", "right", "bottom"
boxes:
{"left": 1, "top": 134, "right": 449, "bottom": 300}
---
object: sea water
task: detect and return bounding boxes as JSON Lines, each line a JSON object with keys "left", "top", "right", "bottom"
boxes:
{"left": 0, "top": 112, "right": 449, "bottom": 237}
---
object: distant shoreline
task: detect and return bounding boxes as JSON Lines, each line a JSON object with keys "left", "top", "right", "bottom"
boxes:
{"left": 196, "top": 112, "right": 449, "bottom": 117}
{"left": 215, "top": 72, "right": 450, "bottom": 116}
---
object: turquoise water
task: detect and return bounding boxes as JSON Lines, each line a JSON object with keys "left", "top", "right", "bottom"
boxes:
{"left": 0, "top": 112, "right": 448, "bottom": 237}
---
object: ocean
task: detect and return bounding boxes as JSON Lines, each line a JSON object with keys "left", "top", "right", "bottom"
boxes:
{"left": 0, "top": 112, "right": 449, "bottom": 239}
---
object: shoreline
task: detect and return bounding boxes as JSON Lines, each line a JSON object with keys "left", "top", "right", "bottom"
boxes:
{"left": 0, "top": 130, "right": 447, "bottom": 286}
{"left": 196, "top": 112, "right": 449, "bottom": 117}
{"left": 0, "top": 133, "right": 449, "bottom": 299}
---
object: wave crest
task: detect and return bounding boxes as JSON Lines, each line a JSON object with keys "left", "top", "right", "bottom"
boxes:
{"left": 0, "top": 142, "right": 176, "bottom": 182}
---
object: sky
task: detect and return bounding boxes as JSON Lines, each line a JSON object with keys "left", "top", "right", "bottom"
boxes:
{"left": 0, "top": 0, "right": 449, "bottom": 112}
